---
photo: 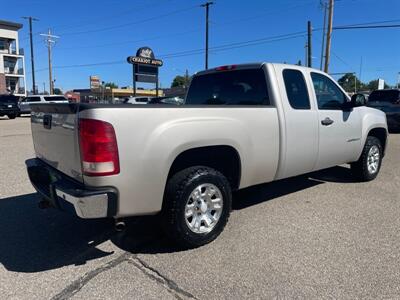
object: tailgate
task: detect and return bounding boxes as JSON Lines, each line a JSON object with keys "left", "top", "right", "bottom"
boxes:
{"left": 30, "top": 103, "right": 83, "bottom": 183}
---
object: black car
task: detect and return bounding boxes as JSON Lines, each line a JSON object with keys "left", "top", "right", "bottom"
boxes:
{"left": 367, "top": 89, "right": 400, "bottom": 131}
{"left": 0, "top": 95, "right": 20, "bottom": 119}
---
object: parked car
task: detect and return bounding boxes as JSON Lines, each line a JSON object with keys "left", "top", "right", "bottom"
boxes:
{"left": 0, "top": 94, "right": 20, "bottom": 119}
{"left": 19, "top": 95, "right": 69, "bottom": 114}
{"left": 26, "top": 63, "right": 388, "bottom": 248}
{"left": 366, "top": 89, "right": 400, "bottom": 131}
{"left": 148, "top": 96, "right": 184, "bottom": 105}
{"left": 123, "top": 96, "right": 153, "bottom": 104}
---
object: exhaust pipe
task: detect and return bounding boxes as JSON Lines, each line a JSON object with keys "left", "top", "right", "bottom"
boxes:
{"left": 115, "top": 220, "right": 126, "bottom": 232}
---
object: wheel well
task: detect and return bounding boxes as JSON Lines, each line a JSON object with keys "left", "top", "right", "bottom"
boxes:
{"left": 168, "top": 146, "right": 241, "bottom": 190}
{"left": 368, "top": 127, "right": 387, "bottom": 155}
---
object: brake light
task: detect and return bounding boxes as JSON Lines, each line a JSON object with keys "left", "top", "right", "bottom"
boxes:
{"left": 79, "top": 119, "right": 120, "bottom": 176}
{"left": 215, "top": 65, "right": 237, "bottom": 71}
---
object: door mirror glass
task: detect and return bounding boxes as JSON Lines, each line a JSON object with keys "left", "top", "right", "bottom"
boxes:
{"left": 351, "top": 94, "right": 367, "bottom": 107}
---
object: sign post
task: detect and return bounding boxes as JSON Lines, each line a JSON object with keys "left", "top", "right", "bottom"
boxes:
{"left": 127, "top": 47, "right": 163, "bottom": 97}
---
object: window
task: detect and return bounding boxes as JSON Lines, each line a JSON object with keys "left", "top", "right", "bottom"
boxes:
{"left": 26, "top": 97, "right": 41, "bottom": 102}
{"left": 185, "top": 68, "right": 270, "bottom": 105}
{"left": 311, "top": 73, "right": 346, "bottom": 110}
{"left": 44, "top": 96, "right": 67, "bottom": 101}
{"left": 283, "top": 69, "right": 310, "bottom": 109}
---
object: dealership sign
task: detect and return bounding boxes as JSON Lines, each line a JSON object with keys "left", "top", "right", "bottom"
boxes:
{"left": 127, "top": 47, "right": 163, "bottom": 95}
{"left": 127, "top": 47, "right": 163, "bottom": 67}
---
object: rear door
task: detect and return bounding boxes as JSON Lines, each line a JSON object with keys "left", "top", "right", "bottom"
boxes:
{"left": 275, "top": 66, "right": 319, "bottom": 179}
{"left": 310, "top": 72, "right": 362, "bottom": 170}
{"left": 20, "top": 96, "right": 41, "bottom": 113}
{"left": 30, "top": 104, "right": 83, "bottom": 182}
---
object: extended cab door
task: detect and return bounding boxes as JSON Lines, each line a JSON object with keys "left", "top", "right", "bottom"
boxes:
{"left": 274, "top": 66, "right": 319, "bottom": 179}
{"left": 310, "top": 72, "right": 362, "bottom": 170}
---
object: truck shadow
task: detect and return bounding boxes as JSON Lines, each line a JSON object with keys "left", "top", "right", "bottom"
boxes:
{"left": 0, "top": 193, "right": 114, "bottom": 273}
{"left": 113, "top": 165, "right": 356, "bottom": 254}
{"left": 0, "top": 166, "right": 356, "bottom": 272}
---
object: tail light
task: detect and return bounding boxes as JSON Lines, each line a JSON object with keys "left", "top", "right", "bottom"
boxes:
{"left": 79, "top": 119, "right": 120, "bottom": 176}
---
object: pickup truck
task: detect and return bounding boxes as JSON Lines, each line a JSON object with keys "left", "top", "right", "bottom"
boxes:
{"left": 26, "top": 63, "right": 388, "bottom": 248}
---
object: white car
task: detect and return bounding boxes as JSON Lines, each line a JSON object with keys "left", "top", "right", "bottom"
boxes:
{"left": 19, "top": 95, "right": 69, "bottom": 114}
{"left": 123, "top": 96, "right": 153, "bottom": 104}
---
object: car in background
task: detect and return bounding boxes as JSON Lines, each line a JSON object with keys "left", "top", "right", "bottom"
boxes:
{"left": 148, "top": 96, "right": 184, "bottom": 105}
{"left": 367, "top": 89, "right": 400, "bottom": 131}
{"left": 123, "top": 96, "right": 153, "bottom": 104}
{"left": 0, "top": 94, "right": 20, "bottom": 119}
{"left": 19, "top": 95, "right": 69, "bottom": 114}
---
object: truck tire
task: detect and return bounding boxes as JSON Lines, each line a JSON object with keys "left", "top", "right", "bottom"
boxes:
{"left": 7, "top": 114, "right": 16, "bottom": 119}
{"left": 351, "top": 136, "right": 382, "bottom": 181}
{"left": 162, "top": 166, "right": 232, "bottom": 248}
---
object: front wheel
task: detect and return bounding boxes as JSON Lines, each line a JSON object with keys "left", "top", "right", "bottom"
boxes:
{"left": 162, "top": 166, "right": 232, "bottom": 248}
{"left": 351, "top": 136, "right": 383, "bottom": 181}
{"left": 7, "top": 113, "right": 16, "bottom": 119}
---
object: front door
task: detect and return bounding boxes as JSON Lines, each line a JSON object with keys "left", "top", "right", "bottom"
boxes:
{"left": 310, "top": 72, "right": 362, "bottom": 171}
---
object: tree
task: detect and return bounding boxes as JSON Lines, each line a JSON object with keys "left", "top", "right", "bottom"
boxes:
{"left": 337, "top": 73, "right": 365, "bottom": 92}
{"left": 171, "top": 75, "right": 186, "bottom": 88}
{"left": 53, "top": 88, "right": 63, "bottom": 95}
{"left": 104, "top": 82, "right": 118, "bottom": 89}
{"left": 366, "top": 79, "right": 389, "bottom": 91}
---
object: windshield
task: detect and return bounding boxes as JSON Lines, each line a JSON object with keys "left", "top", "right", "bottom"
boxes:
{"left": 185, "top": 68, "right": 269, "bottom": 105}
{"left": 44, "top": 96, "right": 67, "bottom": 101}
{"left": 368, "top": 90, "right": 400, "bottom": 103}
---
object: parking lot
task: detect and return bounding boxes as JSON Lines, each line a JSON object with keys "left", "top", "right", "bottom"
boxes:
{"left": 0, "top": 116, "right": 399, "bottom": 299}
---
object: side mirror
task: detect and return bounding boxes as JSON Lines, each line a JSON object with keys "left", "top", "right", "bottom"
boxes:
{"left": 351, "top": 93, "right": 367, "bottom": 107}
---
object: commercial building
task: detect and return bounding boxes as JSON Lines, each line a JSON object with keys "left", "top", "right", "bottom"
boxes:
{"left": 71, "top": 87, "right": 163, "bottom": 103}
{"left": 0, "top": 20, "right": 26, "bottom": 96}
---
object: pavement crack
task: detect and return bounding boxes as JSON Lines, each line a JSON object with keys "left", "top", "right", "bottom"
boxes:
{"left": 129, "top": 256, "right": 198, "bottom": 300}
{"left": 51, "top": 252, "right": 130, "bottom": 300}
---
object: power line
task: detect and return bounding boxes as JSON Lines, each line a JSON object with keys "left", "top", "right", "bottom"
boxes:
{"left": 334, "top": 24, "right": 400, "bottom": 30}
{"left": 27, "top": 31, "right": 306, "bottom": 74}
{"left": 60, "top": 5, "right": 198, "bottom": 36}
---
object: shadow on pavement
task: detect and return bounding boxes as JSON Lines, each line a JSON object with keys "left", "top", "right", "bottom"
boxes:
{"left": 113, "top": 165, "right": 356, "bottom": 254}
{"left": 0, "top": 193, "right": 114, "bottom": 273}
{"left": 0, "top": 166, "right": 358, "bottom": 268}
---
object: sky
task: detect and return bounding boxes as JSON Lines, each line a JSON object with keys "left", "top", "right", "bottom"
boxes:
{"left": 2, "top": 0, "right": 400, "bottom": 92}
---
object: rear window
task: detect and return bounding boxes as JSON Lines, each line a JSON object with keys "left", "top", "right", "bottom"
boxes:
{"left": 0, "top": 95, "right": 18, "bottom": 103}
{"left": 369, "top": 90, "right": 400, "bottom": 103}
{"left": 186, "top": 68, "right": 270, "bottom": 105}
{"left": 44, "top": 96, "right": 67, "bottom": 101}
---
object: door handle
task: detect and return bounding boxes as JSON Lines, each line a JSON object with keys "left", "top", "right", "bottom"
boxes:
{"left": 321, "top": 117, "right": 334, "bottom": 126}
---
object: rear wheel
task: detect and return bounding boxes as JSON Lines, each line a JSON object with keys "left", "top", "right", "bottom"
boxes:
{"left": 162, "top": 166, "right": 232, "bottom": 248}
{"left": 7, "top": 113, "right": 16, "bottom": 119}
{"left": 351, "top": 136, "right": 382, "bottom": 181}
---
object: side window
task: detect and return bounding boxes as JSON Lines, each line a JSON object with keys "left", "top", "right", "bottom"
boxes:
{"left": 27, "top": 97, "right": 41, "bottom": 102}
{"left": 283, "top": 69, "right": 310, "bottom": 109}
{"left": 311, "top": 72, "right": 346, "bottom": 110}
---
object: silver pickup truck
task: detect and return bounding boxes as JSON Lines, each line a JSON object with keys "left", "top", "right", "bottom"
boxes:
{"left": 26, "top": 63, "right": 388, "bottom": 248}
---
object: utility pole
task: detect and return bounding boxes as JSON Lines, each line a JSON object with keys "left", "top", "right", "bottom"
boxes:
{"left": 22, "top": 16, "right": 38, "bottom": 94}
{"left": 324, "top": 0, "right": 334, "bottom": 73}
{"left": 40, "top": 29, "right": 59, "bottom": 95}
{"left": 307, "top": 21, "right": 312, "bottom": 68}
{"left": 319, "top": 1, "right": 327, "bottom": 70}
{"left": 201, "top": 1, "right": 214, "bottom": 69}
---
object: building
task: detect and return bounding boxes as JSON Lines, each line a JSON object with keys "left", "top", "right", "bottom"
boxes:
{"left": 0, "top": 20, "right": 26, "bottom": 97}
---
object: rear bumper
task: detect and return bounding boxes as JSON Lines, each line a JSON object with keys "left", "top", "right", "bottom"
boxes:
{"left": 26, "top": 158, "right": 118, "bottom": 219}
{"left": 386, "top": 113, "right": 400, "bottom": 130}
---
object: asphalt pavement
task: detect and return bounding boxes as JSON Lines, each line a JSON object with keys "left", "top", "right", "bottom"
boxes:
{"left": 0, "top": 117, "right": 399, "bottom": 299}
